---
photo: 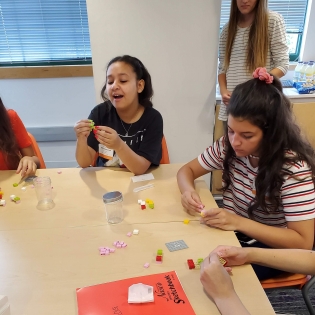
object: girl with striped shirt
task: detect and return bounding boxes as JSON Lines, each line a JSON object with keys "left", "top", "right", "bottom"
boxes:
{"left": 218, "top": 0, "right": 289, "bottom": 121}
{"left": 177, "top": 68, "right": 315, "bottom": 280}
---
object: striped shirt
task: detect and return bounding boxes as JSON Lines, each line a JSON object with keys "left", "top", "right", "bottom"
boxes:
{"left": 198, "top": 137, "right": 315, "bottom": 227}
{"left": 218, "top": 11, "right": 289, "bottom": 121}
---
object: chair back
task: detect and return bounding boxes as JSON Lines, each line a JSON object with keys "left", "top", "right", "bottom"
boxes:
{"left": 27, "top": 132, "right": 46, "bottom": 169}
{"left": 160, "top": 135, "right": 170, "bottom": 164}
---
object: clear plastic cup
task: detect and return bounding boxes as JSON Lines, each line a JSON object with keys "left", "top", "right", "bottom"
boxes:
{"left": 33, "top": 176, "right": 55, "bottom": 210}
{"left": 103, "top": 191, "right": 123, "bottom": 224}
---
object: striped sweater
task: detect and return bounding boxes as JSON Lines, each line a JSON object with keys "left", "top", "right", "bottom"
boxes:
{"left": 218, "top": 11, "right": 289, "bottom": 121}
{"left": 198, "top": 137, "right": 315, "bottom": 227}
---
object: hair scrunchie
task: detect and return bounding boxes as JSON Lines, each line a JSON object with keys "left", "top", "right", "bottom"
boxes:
{"left": 252, "top": 67, "right": 274, "bottom": 84}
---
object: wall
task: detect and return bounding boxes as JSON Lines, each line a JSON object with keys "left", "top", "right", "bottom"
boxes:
{"left": 86, "top": 0, "right": 221, "bottom": 167}
{"left": 0, "top": 77, "right": 95, "bottom": 168}
{"left": 300, "top": 0, "right": 315, "bottom": 61}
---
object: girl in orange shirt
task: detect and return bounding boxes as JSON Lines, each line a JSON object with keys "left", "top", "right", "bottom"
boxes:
{"left": 0, "top": 98, "right": 39, "bottom": 176}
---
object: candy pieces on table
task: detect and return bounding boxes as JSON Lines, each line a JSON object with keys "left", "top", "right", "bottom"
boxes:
{"left": 194, "top": 258, "right": 204, "bottom": 270}
{"left": 99, "top": 247, "right": 116, "bottom": 255}
{"left": 0, "top": 190, "right": 5, "bottom": 206}
{"left": 57, "top": 170, "right": 62, "bottom": 174}
{"left": 133, "top": 229, "right": 139, "bottom": 235}
{"left": 113, "top": 241, "right": 127, "bottom": 248}
{"left": 99, "top": 241, "right": 128, "bottom": 255}
{"left": 187, "top": 259, "right": 195, "bottom": 269}
{"left": 138, "top": 199, "right": 154, "bottom": 209}
{"left": 156, "top": 249, "right": 163, "bottom": 264}
{"left": 10, "top": 195, "right": 21, "bottom": 204}
{"left": 143, "top": 262, "right": 150, "bottom": 268}
{"left": 183, "top": 219, "right": 190, "bottom": 224}
{"left": 187, "top": 258, "right": 203, "bottom": 270}
{"left": 126, "top": 232, "right": 132, "bottom": 237}
{"left": 146, "top": 199, "right": 154, "bottom": 209}
{"left": 197, "top": 258, "right": 204, "bottom": 265}
{"left": 13, "top": 183, "right": 18, "bottom": 187}
{"left": 156, "top": 255, "right": 163, "bottom": 263}
{"left": 187, "top": 256, "right": 226, "bottom": 270}
{"left": 138, "top": 199, "right": 146, "bottom": 210}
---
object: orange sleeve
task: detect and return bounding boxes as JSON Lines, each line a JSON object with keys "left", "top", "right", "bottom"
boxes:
{"left": 7, "top": 110, "right": 32, "bottom": 149}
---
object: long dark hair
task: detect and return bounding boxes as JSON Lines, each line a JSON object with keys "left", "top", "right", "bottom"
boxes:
{"left": 223, "top": 76, "right": 315, "bottom": 218}
{"left": 0, "top": 98, "right": 20, "bottom": 169}
{"left": 100, "top": 55, "right": 154, "bottom": 108}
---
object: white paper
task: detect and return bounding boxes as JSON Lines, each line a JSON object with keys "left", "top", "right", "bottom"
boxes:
{"left": 128, "top": 283, "right": 154, "bottom": 304}
{"left": 131, "top": 173, "right": 154, "bottom": 183}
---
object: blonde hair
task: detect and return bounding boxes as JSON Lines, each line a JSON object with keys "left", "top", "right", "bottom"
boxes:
{"left": 224, "top": 0, "right": 269, "bottom": 74}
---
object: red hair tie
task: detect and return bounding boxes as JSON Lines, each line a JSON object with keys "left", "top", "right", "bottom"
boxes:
{"left": 252, "top": 67, "right": 273, "bottom": 84}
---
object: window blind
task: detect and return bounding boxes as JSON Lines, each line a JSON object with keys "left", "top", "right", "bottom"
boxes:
{"left": 220, "top": 0, "right": 308, "bottom": 34}
{"left": 0, "top": 0, "right": 91, "bottom": 66}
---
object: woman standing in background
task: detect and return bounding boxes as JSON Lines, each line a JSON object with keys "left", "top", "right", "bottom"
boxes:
{"left": 218, "top": 0, "right": 289, "bottom": 122}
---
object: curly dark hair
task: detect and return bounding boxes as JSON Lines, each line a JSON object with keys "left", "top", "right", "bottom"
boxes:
{"left": 222, "top": 76, "right": 315, "bottom": 219}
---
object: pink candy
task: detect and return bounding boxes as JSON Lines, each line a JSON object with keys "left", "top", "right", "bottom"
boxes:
{"left": 113, "top": 240, "right": 127, "bottom": 248}
{"left": 100, "top": 241, "right": 127, "bottom": 255}
{"left": 99, "top": 246, "right": 115, "bottom": 255}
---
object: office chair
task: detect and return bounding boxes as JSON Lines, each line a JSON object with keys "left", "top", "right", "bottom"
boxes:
{"left": 261, "top": 222, "right": 315, "bottom": 315}
{"left": 27, "top": 132, "right": 46, "bottom": 169}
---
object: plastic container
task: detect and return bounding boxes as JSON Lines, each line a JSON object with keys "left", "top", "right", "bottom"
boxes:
{"left": 305, "top": 61, "right": 314, "bottom": 84}
{"left": 103, "top": 191, "right": 123, "bottom": 224}
{"left": 293, "top": 61, "right": 303, "bottom": 82}
{"left": 299, "top": 62, "right": 309, "bottom": 82}
{"left": 33, "top": 176, "right": 55, "bottom": 210}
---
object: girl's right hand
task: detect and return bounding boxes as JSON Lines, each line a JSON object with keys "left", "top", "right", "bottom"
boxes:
{"left": 221, "top": 89, "right": 232, "bottom": 105}
{"left": 181, "top": 191, "right": 205, "bottom": 215}
{"left": 74, "top": 119, "right": 92, "bottom": 140}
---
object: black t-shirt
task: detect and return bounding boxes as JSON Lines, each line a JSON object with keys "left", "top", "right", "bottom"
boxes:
{"left": 87, "top": 101, "right": 163, "bottom": 167}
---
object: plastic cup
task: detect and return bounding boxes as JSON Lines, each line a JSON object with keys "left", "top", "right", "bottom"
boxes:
{"left": 103, "top": 191, "right": 123, "bottom": 224}
{"left": 33, "top": 176, "right": 55, "bottom": 210}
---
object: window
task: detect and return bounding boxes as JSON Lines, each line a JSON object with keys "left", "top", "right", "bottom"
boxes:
{"left": 0, "top": 0, "right": 91, "bottom": 66}
{"left": 220, "top": 0, "right": 309, "bottom": 61}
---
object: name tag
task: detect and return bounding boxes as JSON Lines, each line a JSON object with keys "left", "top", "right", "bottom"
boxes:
{"left": 99, "top": 144, "right": 114, "bottom": 160}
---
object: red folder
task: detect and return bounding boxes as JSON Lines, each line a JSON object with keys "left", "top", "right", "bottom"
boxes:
{"left": 76, "top": 270, "right": 196, "bottom": 314}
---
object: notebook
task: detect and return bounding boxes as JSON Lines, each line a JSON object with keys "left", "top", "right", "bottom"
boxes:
{"left": 76, "top": 270, "right": 196, "bottom": 315}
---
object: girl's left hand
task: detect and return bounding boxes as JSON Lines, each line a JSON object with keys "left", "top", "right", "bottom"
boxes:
{"left": 16, "top": 156, "right": 37, "bottom": 177}
{"left": 95, "top": 126, "right": 122, "bottom": 150}
{"left": 201, "top": 208, "right": 240, "bottom": 231}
